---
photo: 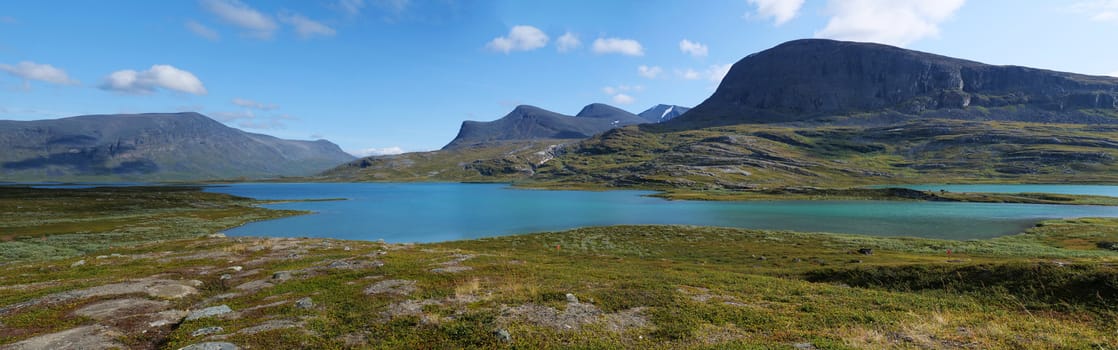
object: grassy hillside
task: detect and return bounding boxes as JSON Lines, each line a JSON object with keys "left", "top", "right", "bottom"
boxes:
{"left": 320, "top": 119, "right": 1118, "bottom": 199}
{"left": 0, "top": 187, "right": 1116, "bottom": 349}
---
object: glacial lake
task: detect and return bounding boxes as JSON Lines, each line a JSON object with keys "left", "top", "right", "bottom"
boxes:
{"left": 206, "top": 183, "right": 1118, "bottom": 243}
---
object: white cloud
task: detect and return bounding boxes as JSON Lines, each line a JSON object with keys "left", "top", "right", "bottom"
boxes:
{"left": 814, "top": 0, "right": 966, "bottom": 47}
{"left": 232, "top": 98, "right": 277, "bottom": 110}
{"left": 185, "top": 20, "right": 220, "bottom": 41}
{"left": 200, "top": 0, "right": 277, "bottom": 39}
{"left": 279, "top": 13, "right": 337, "bottom": 39}
{"left": 1072, "top": 1, "right": 1118, "bottom": 22}
{"left": 1107, "top": 71, "right": 1118, "bottom": 77}
{"left": 679, "top": 39, "right": 708, "bottom": 57}
{"left": 676, "top": 64, "right": 731, "bottom": 82}
{"left": 0, "top": 61, "right": 79, "bottom": 86}
{"left": 601, "top": 85, "right": 641, "bottom": 105}
{"left": 637, "top": 65, "right": 663, "bottom": 79}
{"left": 486, "top": 25, "right": 549, "bottom": 53}
{"left": 351, "top": 146, "right": 405, "bottom": 157}
{"left": 591, "top": 38, "right": 644, "bottom": 56}
{"left": 99, "top": 65, "right": 207, "bottom": 95}
{"left": 747, "top": 0, "right": 805, "bottom": 25}
{"left": 612, "top": 93, "right": 635, "bottom": 105}
{"left": 557, "top": 32, "right": 581, "bottom": 53}
{"left": 0, "top": 16, "right": 17, "bottom": 24}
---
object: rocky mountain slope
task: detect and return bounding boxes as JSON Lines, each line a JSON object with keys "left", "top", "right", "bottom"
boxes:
{"left": 676, "top": 39, "right": 1118, "bottom": 128}
{"left": 325, "top": 39, "right": 1118, "bottom": 188}
{"left": 0, "top": 112, "right": 354, "bottom": 181}
{"left": 442, "top": 104, "right": 645, "bottom": 150}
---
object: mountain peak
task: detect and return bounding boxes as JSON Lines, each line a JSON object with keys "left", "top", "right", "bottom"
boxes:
{"left": 638, "top": 104, "right": 691, "bottom": 123}
{"left": 676, "top": 39, "right": 1118, "bottom": 128}
{"left": 575, "top": 103, "right": 636, "bottom": 119}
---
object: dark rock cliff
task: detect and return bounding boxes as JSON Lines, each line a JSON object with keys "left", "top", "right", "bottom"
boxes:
{"left": 678, "top": 39, "right": 1118, "bottom": 127}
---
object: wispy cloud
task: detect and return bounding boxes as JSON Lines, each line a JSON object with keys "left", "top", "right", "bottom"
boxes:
{"left": 337, "top": 0, "right": 366, "bottom": 15}
{"left": 814, "top": 0, "right": 966, "bottom": 47}
{"left": 679, "top": 39, "right": 708, "bottom": 57}
{"left": 602, "top": 84, "right": 641, "bottom": 105}
{"left": 200, "top": 0, "right": 278, "bottom": 39}
{"left": 637, "top": 65, "right": 663, "bottom": 79}
{"left": 279, "top": 12, "right": 337, "bottom": 39}
{"left": 677, "top": 64, "right": 731, "bottom": 82}
{"left": 592, "top": 37, "right": 644, "bottom": 56}
{"left": 185, "top": 20, "right": 220, "bottom": 41}
{"left": 238, "top": 119, "right": 286, "bottom": 130}
{"left": 746, "top": 0, "right": 805, "bottom": 26}
{"left": 213, "top": 110, "right": 255, "bottom": 122}
{"left": 100, "top": 65, "right": 207, "bottom": 95}
{"left": 351, "top": 146, "right": 405, "bottom": 157}
{"left": 0, "top": 16, "right": 17, "bottom": 24}
{"left": 1071, "top": 0, "right": 1118, "bottom": 22}
{"left": 556, "top": 32, "right": 581, "bottom": 53}
{"left": 611, "top": 93, "right": 635, "bottom": 105}
{"left": 1107, "top": 70, "right": 1118, "bottom": 77}
{"left": 232, "top": 98, "right": 277, "bottom": 110}
{"left": 487, "top": 25, "right": 549, "bottom": 53}
{"left": 0, "top": 61, "right": 79, "bottom": 86}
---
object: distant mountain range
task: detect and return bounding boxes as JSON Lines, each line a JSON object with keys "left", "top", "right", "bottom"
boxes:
{"left": 0, "top": 112, "right": 354, "bottom": 181}
{"left": 324, "top": 39, "right": 1118, "bottom": 187}
{"left": 442, "top": 103, "right": 672, "bottom": 149}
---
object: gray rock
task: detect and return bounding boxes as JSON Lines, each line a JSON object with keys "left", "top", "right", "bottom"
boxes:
{"left": 295, "top": 297, "right": 314, "bottom": 309}
{"left": 178, "top": 342, "right": 239, "bottom": 350}
{"left": 73, "top": 298, "right": 170, "bottom": 320}
{"left": 364, "top": 279, "right": 417, "bottom": 295}
{"left": 0, "top": 325, "right": 123, "bottom": 350}
{"left": 237, "top": 320, "right": 299, "bottom": 335}
{"left": 857, "top": 248, "right": 874, "bottom": 255}
{"left": 185, "top": 305, "right": 233, "bottom": 321}
{"left": 565, "top": 293, "right": 579, "bottom": 304}
{"left": 493, "top": 328, "right": 511, "bottom": 343}
{"left": 793, "top": 343, "right": 818, "bottom": 350}
{"left": 191, "top": 326, "right": 224, "bottom": 337}
{"left": 70, "top": 259, "right": 86, "bottom": 268}
{"left": 272, "top": 271, "right": 293, "bottom": 281}
{"left": 430, "top": 265, "right": 471, "bottom": 273}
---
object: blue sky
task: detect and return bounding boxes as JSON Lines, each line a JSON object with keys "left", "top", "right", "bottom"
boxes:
{"left": 2, "top": 0, "right": 1117, "bottom": 155}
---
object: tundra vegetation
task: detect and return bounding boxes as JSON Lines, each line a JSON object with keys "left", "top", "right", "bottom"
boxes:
{"left": 0, "top": 186, "right": 1116, "bottom": 349}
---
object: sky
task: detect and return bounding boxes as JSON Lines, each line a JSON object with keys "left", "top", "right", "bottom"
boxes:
{"left": 2, "top": 0, "right": 1118, "bottom": 156}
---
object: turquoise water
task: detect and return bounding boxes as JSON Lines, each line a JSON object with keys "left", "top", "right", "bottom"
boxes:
{"left": 879, "top": 184, "right": 1118, "bottom": 196}
{"left": 206, "top": 183, "right": 1118, "bottom": 243}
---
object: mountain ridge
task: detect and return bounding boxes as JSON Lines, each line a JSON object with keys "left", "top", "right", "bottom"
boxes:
{"left": 441, "top": 103, "right": 645, "bottom": 150}
{"left": 0, "top": 112, "right": 354, "bottom": 181}
{"left": 675, "top": 39, "right": 1118, "bottom": 128}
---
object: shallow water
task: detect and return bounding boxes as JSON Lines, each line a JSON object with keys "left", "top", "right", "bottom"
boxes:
{"left": 206, "top": 183, "right": 1118, "bottom": 243}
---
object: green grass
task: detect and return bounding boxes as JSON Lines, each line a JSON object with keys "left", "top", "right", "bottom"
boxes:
{"left": 0, "top": 186, "right": 304, "bottom": 262}
{"left": 1, "top": 187, "right": 1117, "bottom": 348}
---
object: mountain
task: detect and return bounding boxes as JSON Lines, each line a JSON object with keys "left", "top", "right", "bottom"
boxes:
{"left": 638, "top": 104, "right": 691, "bottom": 123}
{"left": 441, "top": 104, "right": 644, "bottom": 150}
{"left": 0, "top": 112, "right": 354, "bottom": 181}
{"left": 677, "top": 39, "right": 1118, "bottom": 128}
